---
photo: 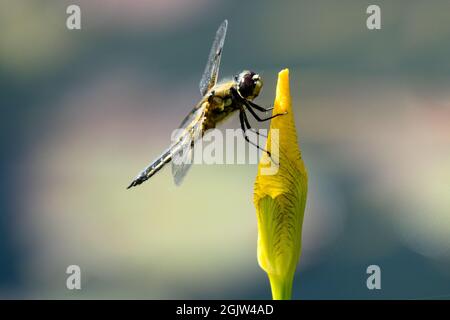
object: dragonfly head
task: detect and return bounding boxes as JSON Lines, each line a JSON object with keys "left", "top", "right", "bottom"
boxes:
{"left": 235, "top": 70, "right": 263, "bottom": 101}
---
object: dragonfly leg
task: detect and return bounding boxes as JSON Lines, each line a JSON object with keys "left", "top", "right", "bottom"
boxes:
{"left": 231, "top": 86, "right": 283, "bottom": 123}
{"left": 247, "top": 101, "right": 274, "bottom": 112}
{"left": 239, "top": 109, "right": 272, "bottom": 158}
{"left": 241, "top": 109, "right": 267, "bottom": 138}
{"left": 245, "top": 101, "right": 287, "bottom": 122}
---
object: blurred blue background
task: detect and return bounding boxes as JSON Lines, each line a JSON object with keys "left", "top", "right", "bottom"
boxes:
{"left": 0, "top": 0, "right": 450, "bottom": 299}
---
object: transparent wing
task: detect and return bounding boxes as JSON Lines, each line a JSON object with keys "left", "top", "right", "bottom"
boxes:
{"left": 178, "top": 99, "right": 204, "bottom": 130}
{"left": 171, "top": 106, "right": 206, "bottom": 185}
{"left": 199, "top": 19, "right": 228, "bottom": 96}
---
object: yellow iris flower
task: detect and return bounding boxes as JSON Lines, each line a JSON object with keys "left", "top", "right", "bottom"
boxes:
{"left": 253, "top": 69, "right": 308, "bottom": 300}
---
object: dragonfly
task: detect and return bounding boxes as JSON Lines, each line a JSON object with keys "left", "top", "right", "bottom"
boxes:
{"left": 127, "top": 20, "right": 285, "bottom": 189}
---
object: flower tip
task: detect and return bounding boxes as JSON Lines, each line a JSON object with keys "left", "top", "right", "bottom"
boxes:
{"left": 275, "top": 69, "right": 290, "bottom": 114}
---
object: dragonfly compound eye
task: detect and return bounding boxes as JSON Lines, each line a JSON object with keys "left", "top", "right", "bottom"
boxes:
{"left": 238, "top": 71, "right": 262, "bottom": 100}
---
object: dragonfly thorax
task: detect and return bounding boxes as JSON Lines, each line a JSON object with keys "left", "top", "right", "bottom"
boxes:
{"left": 235, "top": 70, "right": 263, "bottom": 101}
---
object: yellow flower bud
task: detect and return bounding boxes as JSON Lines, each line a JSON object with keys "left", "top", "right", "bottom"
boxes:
{"left": 253, "top": 69, "right": 308, "bottom": 300}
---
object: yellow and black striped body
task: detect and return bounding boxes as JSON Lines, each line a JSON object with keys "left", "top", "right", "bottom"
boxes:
{"left": 201, "top": 80, "right": 241, "bottom": 132}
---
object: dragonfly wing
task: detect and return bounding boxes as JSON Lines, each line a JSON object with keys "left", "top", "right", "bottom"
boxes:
{"left": 199, "top": 20, "right": 228, "bottom": 96}
{"left": 171, "top": 106, "right": 206, "bottom": 185}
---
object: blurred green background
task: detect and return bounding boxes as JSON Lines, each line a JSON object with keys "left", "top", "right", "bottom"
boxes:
{"left": 0, "top": 0, "right": 449, "bottom": 299}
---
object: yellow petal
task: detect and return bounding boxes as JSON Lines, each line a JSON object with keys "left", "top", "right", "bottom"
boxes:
{"left": 253, "top": 69, "right": 308, "bottom": 300}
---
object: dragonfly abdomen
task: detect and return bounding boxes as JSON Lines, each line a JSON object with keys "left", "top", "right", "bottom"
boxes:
{"left": 127, "top": 147, "right": 174, "bottom": 189}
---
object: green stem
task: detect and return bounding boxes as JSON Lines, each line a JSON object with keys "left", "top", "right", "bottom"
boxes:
{"left": 268, "top": 272, "right": 294, "bottom": 300}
